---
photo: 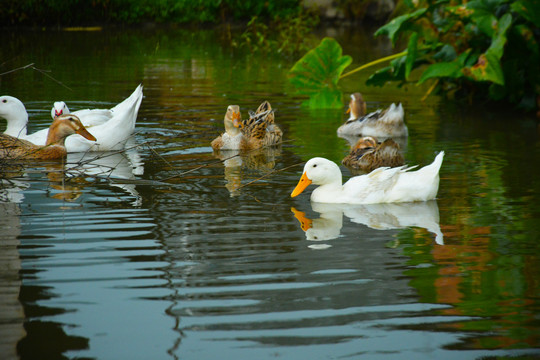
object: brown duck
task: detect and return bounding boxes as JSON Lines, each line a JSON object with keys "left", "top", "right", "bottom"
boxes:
{"left": 342, "top": 136, "right": 405, "bottom": 173}
{"left": 211, "top": 101, "right": 282, "bottom": 151}
{"left": 0, "top": 114, "right": 97, "bottom": 160}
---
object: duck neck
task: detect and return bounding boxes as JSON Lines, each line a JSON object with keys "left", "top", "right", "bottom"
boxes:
{"left": 225, "top": 119, "right": 241, "bottom": 137}
{"left": 45, "top": 122, "right": 67, "bottom": 146}
{"left": 3, "top": 111, "right": 28, "bottom": 137}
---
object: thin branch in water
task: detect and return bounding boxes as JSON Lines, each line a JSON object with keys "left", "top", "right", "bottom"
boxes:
{"left": 0, "top": 63, "right": 35, "bottom": 77}
{"left": 30, "top": 65, "right": 73, "bottom": 91}
{"left": 234, "top": 162, "right": 303, "bottom": 191}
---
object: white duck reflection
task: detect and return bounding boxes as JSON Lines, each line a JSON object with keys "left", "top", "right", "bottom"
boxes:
{"left": 292, "top": 200, "right": 443, "bottom": 247}
{"left": 63, "top": 148, "right": 144, "bottom": 205}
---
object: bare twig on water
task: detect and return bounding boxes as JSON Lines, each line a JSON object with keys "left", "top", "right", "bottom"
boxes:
{"left": 233, "top": 162, "right": 303, "bottom": 191}
{"left": 0, "top": 62, "right": 72, "bottom": 90}
{"left": 159, "top": 139, "right": 295, "bottom": 182}
{"left": 0, "top": 63, "right": 35, "bottom": 77}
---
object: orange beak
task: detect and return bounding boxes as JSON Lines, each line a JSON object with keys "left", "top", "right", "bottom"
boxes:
{"left": 291, "top": 172, "right": 312, "bottom": 197}
{"left": 76, "top": 127, "right": 97, "bottom": 142}
{"left": 232, "top": 111, "right": 242, "bottom": 128}
{"left": 291, "top": 207, "right": 312, "bottom": 231}
{"left": 346, "top": 107, "right": 351, "bottom": 114}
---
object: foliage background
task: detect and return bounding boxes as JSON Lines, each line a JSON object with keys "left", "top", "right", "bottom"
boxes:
{"left": 1, "top": 0, "right": 302, "bottom": 26}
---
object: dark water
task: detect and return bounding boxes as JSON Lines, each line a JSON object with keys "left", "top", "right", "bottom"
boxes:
{"left": 1, "top": 27, "right": 540, "bottom": 360}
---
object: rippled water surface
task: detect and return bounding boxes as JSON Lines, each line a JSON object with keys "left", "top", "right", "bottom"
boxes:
{"left": 1, "top": 27, "right": 540, "bottom": 360}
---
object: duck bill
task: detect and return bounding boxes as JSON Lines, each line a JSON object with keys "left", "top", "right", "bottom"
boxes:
{"left": 77, "top": 128, "right": 97, "bottom": 142}
{"left": 232, "top": 112, "right": 242, "bottom": 128}
{"left": 346, "top": 107, "right": 351, "bottom": 114}
{"left": 291, "top": 207, "right": 312, "bottom": 231}
{"left": 291, "top": 172, "right": 312, "bottom": 197}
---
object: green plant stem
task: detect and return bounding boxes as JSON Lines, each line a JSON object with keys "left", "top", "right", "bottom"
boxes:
{"left": 339, "top": 50, "right": 407, "bottom": 79}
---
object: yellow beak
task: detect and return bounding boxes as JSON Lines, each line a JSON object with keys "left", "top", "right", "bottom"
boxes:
{"left": 232, "top": 111, "right": 242, "bottom": 128}
{"left": 291, "top": 172, "right": 312, "bottom": 197}
{"left": 76, "top": 127, "right": 97, "bottom": 142}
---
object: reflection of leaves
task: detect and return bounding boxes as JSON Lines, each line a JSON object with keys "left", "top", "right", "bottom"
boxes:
{"left": 288, "top": 37, "right": 352, "bottom": 108}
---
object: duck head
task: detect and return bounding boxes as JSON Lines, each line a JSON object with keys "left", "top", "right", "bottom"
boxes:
{"left": 352, "top": 136, "right": 378, "bottom": 151}
{"left": 0, "top": 95, "right": 29, "bottom": 137}
{"left": 46, "top": 114, "right": 97, "bottom": 146}
{"left": 291, "top": 157, "right": 342, "bottom": 197}
{"left": 224, "top": 105, "right": 242, "bottom": 135}
{"left": 346, "top": 93, "right": 367, "bottom": 121}
{"left": 51, "top": 101, "right": 69, "bottom": 118}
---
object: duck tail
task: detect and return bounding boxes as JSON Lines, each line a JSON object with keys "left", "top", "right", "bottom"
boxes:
{"left": 111, "top": 84, "right": 144, "bottom": 114}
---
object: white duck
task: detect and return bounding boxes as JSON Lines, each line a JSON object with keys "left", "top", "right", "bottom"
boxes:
{"left": 0, "top": 84, "right": 143, "bottom": 152}
{"left": 291, "top": 151, "right": 444, "bottom": 204}
{"left": 337, "top": 93, "right": 408, "bottom": 138}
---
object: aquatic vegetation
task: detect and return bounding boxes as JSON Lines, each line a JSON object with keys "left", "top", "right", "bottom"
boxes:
{"left": 289, "top": 0, "right": 540, "bottom": 111}
{"left": 368, "top": 0, "right": 540, "bottom": 110}
{"left": 288, "top": 38, "right": 352, "bottom": 108}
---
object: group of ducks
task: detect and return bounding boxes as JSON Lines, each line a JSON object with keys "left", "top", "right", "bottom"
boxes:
{"left": 0, "top": 86, "right": 444, "bottom": 205}
{"left": 0, "top": 84, "right": 143, "bottom": 160}
{"left": 212, "top": 92, "right": 444, "bottom": 204}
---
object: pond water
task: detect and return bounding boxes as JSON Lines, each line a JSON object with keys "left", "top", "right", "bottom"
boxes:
{"left": 1, "top": 27, "right": 540, "bottom": 360}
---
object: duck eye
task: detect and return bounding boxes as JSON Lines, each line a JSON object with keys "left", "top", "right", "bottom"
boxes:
{"left": 313, "top": 164, "right": 317, "bottom": 168}
{"left": 2, "top": 99, "right": 6, "bottom": 103}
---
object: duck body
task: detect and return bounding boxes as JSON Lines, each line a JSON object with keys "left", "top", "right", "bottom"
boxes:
{"left": 243, "top": 101, "right": 282, "bottom": 148}
{"left": 212, "top": 105, "right": 244, "bottom": 151}
{"left": 291, "top": 151, "right": 444, "bottom": 204}
{"left": 1, "top": 84, "right": 143, "bottom": 152}
{"left": 337, "top": 93, "right": 408, "bottom": 138}
{"left": 342, "top": 136, "right": 405, "bottom": 173}
{"left": 0, "top": 114, "right": 97, "bottom": 160}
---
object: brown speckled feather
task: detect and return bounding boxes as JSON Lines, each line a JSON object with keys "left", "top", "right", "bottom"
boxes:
{"left": 0, "top": 114, "right": 96, "bottom": 160}
{"left": 342, "top": 137, "right": 404, "bottom": 173}
{"left": 0, "top": 134, "right": 68, "bottom": 160}
{"left": 241, "top": 101, "right": 282, "bottom": 148}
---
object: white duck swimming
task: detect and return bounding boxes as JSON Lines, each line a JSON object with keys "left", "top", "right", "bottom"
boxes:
{"left": 0, "top": 84, "right": 143, "bottom": 152}
{"left": 291, "top": 152, "right": 444, "bottom": 204}
{"left": 337, "top": 93, "right": 408, "bottom": 138}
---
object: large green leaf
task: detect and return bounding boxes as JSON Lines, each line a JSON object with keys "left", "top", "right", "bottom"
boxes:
{"left": 489, "top": 13, "right": 512, "bottom": 60}
{"left": 405, "top": 32, "right": 418, "bottom": 79}
{"left": 511, "top": 0, "right": 540, "bottom": 27}
{"left": 301, "top": 87, "right": 343, "bottom": 109}
{"left": 375, "top": 8, "right": 427, "bottom": 45}
{"left": 288, "top": 37, "right": 352, "bottom": 108}
{"left": 418, "top": 61, "right": 464, "bottom": 83}
{"left": 463, "top": 52, "right": 504, "bottom": 85}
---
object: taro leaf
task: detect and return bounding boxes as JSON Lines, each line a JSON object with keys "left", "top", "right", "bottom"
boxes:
{"left": 418, "top": 61, "right": 464, "bottom": 84}
{"left": 511, "top": 0, "right": 540, "bottom": 27}
{"left": 366, "top": 65, "right": 395, "bottom": 87}
{"left": 434, "top": 44, "right": 457, "bottom": 62}
{"left": 375, "top": 8, "right": 427, "bottom": 45}
{"left": 490, "top": 13, "right": 512, "bottom": 60}
{"left": 418, "top": 50, "right": 470, "bottom": 84}
{"left": 302, "top": 87, "right": 343, "bottom": 109}
{"left": 461, "top": 14, "right": 511, "bottom": 85}
{"left": 463, "top": 52, "right": 504, "bottom": 85}
{"left": 474, "top": 12, "right": 497, "bottom": 37}
{"left": 405, "top": 32, "right": 418, "bottom": 79}
{"left": 288, "top": 37, "right": 352, "bottom": 108}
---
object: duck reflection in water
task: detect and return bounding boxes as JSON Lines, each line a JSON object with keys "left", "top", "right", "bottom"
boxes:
{"left": 44, "top": 150, "right": 144, "bottom": 205}
{"left": 292, "top": 200, "right": 444, "bottom": 248}
{"left": 212, "top": 146, "right": 281, "bottom": 196}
